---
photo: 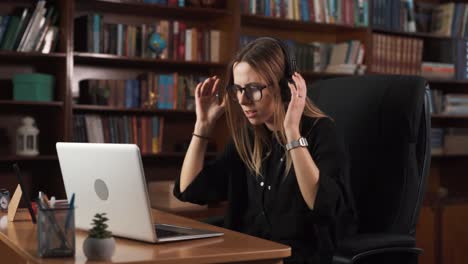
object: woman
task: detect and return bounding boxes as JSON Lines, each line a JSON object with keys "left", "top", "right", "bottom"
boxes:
{"left": 174, "top": 37, "right": 356, "bottom": 263}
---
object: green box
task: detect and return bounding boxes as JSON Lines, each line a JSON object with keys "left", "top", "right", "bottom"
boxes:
{"left": 13, "top": 73, "right": 55, "bottom": 102}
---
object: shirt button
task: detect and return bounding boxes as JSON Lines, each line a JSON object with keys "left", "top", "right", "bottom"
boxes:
{"left": 267, "top": 185, "right": 271, "bottom": 190}
{"left": 280, "top": 158, "right": 284, "bottom": 162}
{"left": 260, "top": 181, "right": 264, "bottom": 187}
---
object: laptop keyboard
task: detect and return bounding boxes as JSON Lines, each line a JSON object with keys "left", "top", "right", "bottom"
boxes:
{"left": 155, "top": 227, "right": 190, "bottom": 238}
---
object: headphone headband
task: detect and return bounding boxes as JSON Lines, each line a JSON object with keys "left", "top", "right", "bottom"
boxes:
{"left": 261, "top": 37, "right": 296, "bottom": 81}
{"left": 258, "top": 37, "right": 297, "bottom": 102}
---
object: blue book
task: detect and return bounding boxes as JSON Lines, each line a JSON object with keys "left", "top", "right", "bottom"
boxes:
{"left": 265, "top": 0, "right": 271, "bottom": 17}
{"left": 162, "top": 75, "right": 168, "bottom": 109}
{"left": 157, "top": 75, "right": 164, "bottom": 109}
{"left": 133, "top": 79, "right": 140, "bottom": 108}
{"left": 125, "top": 80, "right": 133, "bottom": 108}
{"left": 0, "top": 16, "right": 10, "bottom": 46}
{"left": 161, "top": 75, "right": 168, "bottom": 109}
{"left": 167, "top": 75, "right": 174, "bottom": 109}
{"left": 92, "top": 14, "right": 101, "bottom": 53}
{"left": 300, "top": 0, "right": 309, "bottom": 21}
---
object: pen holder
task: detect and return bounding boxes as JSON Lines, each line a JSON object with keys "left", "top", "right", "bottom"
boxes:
{"left": 37, "top": 206, "right": 75, "bottom": 257}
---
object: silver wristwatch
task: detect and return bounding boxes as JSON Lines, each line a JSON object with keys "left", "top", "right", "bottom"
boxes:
{"left": 285, "top": 137, "right": 308, "bottom": 151}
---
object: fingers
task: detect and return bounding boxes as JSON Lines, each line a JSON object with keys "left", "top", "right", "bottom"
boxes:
{"left": 291, "top": 72, "right": 306, "bottom": 99}
{"left": 200, "top": 77, "right": 212, "bottom": 96}
{"left": 199, "top": 76, "right": 219, "bottom": 97}
{"left": 211, "top": 77, "right": 220, "bottom": 96}
{"left": 288, "top": 81, "right": 297, "bottom": 100}
{"left": 195, "top": 82, "right": 202, "bottom": 99}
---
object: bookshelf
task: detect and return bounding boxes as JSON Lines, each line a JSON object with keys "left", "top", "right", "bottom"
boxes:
{"left": 369, "top": 1, "right": 468, "bottom": 263}
{"left": 0, "top": 0, "right": 467, "bottom": 263}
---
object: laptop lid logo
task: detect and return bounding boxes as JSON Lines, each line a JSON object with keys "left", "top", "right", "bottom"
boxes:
{"left": 94, "top": 179, "right": 109, "bottom": 201}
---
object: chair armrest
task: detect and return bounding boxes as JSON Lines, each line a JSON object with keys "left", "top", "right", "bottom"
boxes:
{"left": 333, "top": 234, "right": 422, "bottom": 264}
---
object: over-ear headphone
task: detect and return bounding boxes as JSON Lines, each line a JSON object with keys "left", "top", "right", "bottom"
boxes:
{"left": 261, "top": 37, "right": 297, "bottom": 102}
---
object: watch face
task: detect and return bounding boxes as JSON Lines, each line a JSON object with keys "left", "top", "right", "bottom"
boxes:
{"left": 299, "top": 137, "right": 308, "bottom": 146}
{"left": 0, "top": 196, "right": 8, "bottom": 210}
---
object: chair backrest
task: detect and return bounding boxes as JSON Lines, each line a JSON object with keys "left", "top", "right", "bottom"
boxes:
{"left": 309, "top": 75, "right": 431, "bottom": 236}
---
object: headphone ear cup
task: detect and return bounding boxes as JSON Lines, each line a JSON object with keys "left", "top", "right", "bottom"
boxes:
{"left": 279, "top": 78, "right": 291, "bottom": 103}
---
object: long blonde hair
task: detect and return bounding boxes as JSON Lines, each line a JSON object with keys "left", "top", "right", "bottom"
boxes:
{"left": 224, "top": 37, "right": 327, "bottom": 177}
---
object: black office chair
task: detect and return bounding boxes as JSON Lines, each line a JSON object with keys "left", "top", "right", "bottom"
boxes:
{"left": 308, "top": 75, "right": 431, "bottom": 264}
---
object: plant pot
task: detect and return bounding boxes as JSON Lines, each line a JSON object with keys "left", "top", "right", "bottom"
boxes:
{"left": 83, "top": 236, "right": 115, "bottom": 261}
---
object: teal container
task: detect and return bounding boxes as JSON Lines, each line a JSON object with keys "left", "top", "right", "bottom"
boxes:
{"left": 13, "top": 73, "right": 54, "bottom": 102}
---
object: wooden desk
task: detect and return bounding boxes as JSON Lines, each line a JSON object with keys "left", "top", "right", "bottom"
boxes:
{"left": 0, "top": 209, "right": 291, "bottom": 264}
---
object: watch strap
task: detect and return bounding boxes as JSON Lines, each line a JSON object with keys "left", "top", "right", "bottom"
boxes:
{"left": 285, "top": 137, "right": 308, "bottom": 151}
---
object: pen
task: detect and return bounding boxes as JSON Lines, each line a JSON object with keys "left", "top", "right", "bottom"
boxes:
{"left": 49, "top": 196, "right": 56, "bottom": 208}
{"left": 64, "top": 193, "right": 75, "bottom": 236}
{"left": 42, "top": 193, "right": 50, "bottom": 207}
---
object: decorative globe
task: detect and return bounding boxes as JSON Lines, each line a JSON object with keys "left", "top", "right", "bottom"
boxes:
{"left": 148, "top": 32, "right": 167, "bottom": 56}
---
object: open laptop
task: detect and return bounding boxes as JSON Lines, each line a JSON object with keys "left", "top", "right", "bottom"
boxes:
{"left": 56, "top": 142, "right": 223, "bottom": 243}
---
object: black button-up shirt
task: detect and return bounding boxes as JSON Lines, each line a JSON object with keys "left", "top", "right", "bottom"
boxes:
{"left": 174, "top": 116, "right": 357, "bottom": 263}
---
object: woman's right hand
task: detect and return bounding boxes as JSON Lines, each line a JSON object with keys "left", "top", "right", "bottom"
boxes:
{"left": 194, "top": 76, "right": 225, "bottom": 135}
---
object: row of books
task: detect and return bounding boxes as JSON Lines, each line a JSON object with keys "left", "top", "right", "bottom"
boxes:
{"left": 370, "top": 33, "right": 423, "bottom": 75}
{"left": 421, "top": 62, "right": 455, "bottom": 80}
{"left": 78, "top": 73, "right": 206, "bottom": 110}
{"left": 240, "top": 35, "right": 365, "bottom": 74}
{"left": 371, "top": 0, "right": 468, "bottom": 38}
{"left": 74, "top": 15, "right": 222, "bottom": 62}
{"left": 423, "top": 39, "right": 468, "bottom": 81}
{"left": 0, "top": 0, "right": 59, "bottom": 53}
{"left": 431, "top": 128, "right": 468, "bottom": 155}
{"left": 430, "top": 91, "right": 468, "bottom": 115}
{"left": 431, "top": 3, "right": 468, "bottom": 38}
{"left": 430, "top": 92, "right": 468, "bottom": 115}
{"left": 122, "top": 0, "right": 224, "bottom": 8}
{"left": 73, "top": 114, "right": 162, "bottom": 154}
{"left": 241, "top": 0, "right": 368, "bottom": 26}
{"left": 372, "top": 0, "right": 416, "bottom": 32}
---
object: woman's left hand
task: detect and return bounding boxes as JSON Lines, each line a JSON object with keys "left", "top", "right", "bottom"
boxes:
{"left": 284, "top": 72, "right": 307, "bottom": 141}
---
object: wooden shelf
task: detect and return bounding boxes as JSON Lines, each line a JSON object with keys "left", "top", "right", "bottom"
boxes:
{"left": 76, "top": 0, "right": 231, "bottom": 20}
{"left": 432, "top": 114, "right": 468, "bottom": 119}
{"left": 0, "top": 100, "right": 64, "bottom": 114}
{"left": 427, "top": 79, "right": 468, "bottom": 93}
{"left": 427, "top": 79, "right": 468, "bottom": 86}
{"left": 432, "top": 114, "right": 468, "bottom": 127}
{"left": 73, "top": 104, "right": 195, "bottom": 116}
{"left": 371, "top": 28, "right": 456, "bottom": 40}
{"left": 0, "top": 155, "right": 58, "bottom": 162}
{"left": 0, "top": 100, "right": 63, "bottom": 107}
{"left": 74, "top": 52, "right": 226, "bottom": 70}
{"left": 142, "top": 152, "right": 217, "bottom": 159}
{"left": 0, "top": 0, "right": 37, "bottom": 5}
{"left": 242, "top": 15, "right": 368, "bottom": 34}
{"left": 0, "top": 51, "right": 66, "bottom": 64}
{"left": 432, "top": 153, "right": 468, "bottom": 158}
{"left": 302, "top": 71, "right": 356, "bottom": 79}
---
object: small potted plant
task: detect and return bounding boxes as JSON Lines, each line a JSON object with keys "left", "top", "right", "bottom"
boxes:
{"left": 83, "top": 213, "right": 115, "bottom": 261}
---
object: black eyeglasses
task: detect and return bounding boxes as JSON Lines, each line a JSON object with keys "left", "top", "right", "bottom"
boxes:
{"left": 227, "top": 83, "right": 269, "bottom": 102}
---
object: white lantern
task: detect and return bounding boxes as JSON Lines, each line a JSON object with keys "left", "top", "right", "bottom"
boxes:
{"left": 16, "top": 116, "right": 39, "bottom": 156}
